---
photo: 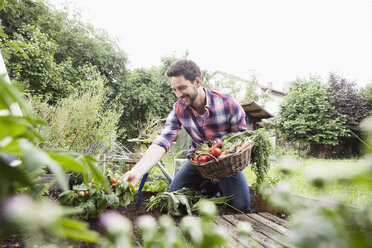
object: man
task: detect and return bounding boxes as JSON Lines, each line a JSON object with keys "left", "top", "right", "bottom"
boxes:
{"left": 123, "top": 59, "right": 251, "bottom": 212}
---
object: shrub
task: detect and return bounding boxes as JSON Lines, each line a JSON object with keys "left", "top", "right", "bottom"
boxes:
{"left": 278, "top": 76, "right": 349, "bottom": 157}
{"left": 29, "top": 89, "right": 121, "bottom": 155}
{"left": 266, "top": 116, "right": 372, "bottom": 248}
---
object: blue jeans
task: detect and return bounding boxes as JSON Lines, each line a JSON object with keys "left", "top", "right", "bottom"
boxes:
{"left": 168, "top": 160, "right": 251, "bottom": 213}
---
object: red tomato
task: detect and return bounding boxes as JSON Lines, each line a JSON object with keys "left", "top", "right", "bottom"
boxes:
{"left": 194, "top": 156, "right": 198, "bottom": 162}
{"left": 199, "top": 155, "right": 208, "bottom": 163}
{"left": 211, "top": 148, "right": 222, "bottom": 158}
{"left": 84, "top": 190, "right": 89, "bottom": 196}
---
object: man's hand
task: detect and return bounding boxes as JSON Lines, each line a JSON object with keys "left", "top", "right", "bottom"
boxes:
{"left": 121, "top": 143, "right": 166, "bottom": 187}
{"left": 122, "top": 170, "right": 142, "bottom": 187}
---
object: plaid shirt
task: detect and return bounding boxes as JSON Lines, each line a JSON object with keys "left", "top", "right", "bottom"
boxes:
{"left": 153, "top": 88, "right": 247, "bottom": 155}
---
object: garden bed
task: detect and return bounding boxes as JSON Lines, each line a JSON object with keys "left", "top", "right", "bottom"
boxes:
{"left": 1, "top": 190, "right": 251, "bottom": 248}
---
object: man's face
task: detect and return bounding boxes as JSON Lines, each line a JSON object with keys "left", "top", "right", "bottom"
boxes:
{"left": 170, "top": 75, "right": 198, "bottom": 107}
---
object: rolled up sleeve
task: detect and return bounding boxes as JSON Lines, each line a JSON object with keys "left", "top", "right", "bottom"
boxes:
{"left": 228, "top": 95, "right": 247, "bottom": 132}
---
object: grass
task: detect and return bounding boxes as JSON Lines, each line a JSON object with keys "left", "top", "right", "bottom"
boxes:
{"left": 245, "top": 157, "right": 372, "bottom": 207}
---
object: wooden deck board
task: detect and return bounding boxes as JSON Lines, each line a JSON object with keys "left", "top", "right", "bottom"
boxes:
{"left": 249, "top": 213, "right": 289, "bottom": 235}
{"left": 258, "top": 212, "right": 291, "bottom": 229}
{"left": 217, "top": 212, "right": 292, "bottom": 248}
{"left": 223, "top": 215, "right": 284, "bottom": 248}
{"left": 214, "top": 217, "right": 251, "bottom": 248}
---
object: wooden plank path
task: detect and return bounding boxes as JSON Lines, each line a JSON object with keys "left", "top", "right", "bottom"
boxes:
{"left": 215, "top": 212, "right": 292, "bottom": 248}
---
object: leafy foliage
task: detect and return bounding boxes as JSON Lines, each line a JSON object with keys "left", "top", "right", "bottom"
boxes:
{"left": 142, "top": 177, "right": 169, "bottom": 192}
{"left": 266, "top": 116, "right": 372, "bottom": 248}
{"left": 360, "top": 82, "right": 372, "bottom": 114}
{"left": 278, "top": 76, "right": 349, "bottom": 156}
{"left": 58, "top": 168, "right": 134, "bottom": 218}
{"left": 327, "top": 73, "right": 369, "bottom": 132}
{"left": 135, "top": 201, "right": 233, "bottom": 248}
{"left": 117, "top": 65, "right": 177, "bottom": 143}
{"left": 146, "top": 187, "right": 235, "bottom": 217}
{"left": 327, "top": 73, "right": 370, "bottom": 156}
{"left": 1, "top": 23, "right": 106, "bottom": 103}
{"left": 0, "top": 76, "right": 107, "bottom": 243}
{"left": 206, "top": 71, "right": 271, "bottom": 104}
{"left": 29, "top": 89, "right": 120, "bottom": 154}
{"left": 0, "top": 0, "right": 128, "bottom": 85}
{"left": 247, "top": 129, "right": 272, "bottom": 188}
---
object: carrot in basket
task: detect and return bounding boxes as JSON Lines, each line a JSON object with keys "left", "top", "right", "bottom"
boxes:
{"left": 236, "top": 140, "right": 252, "bottom": 153}
{"left": 206, "top": 141, "right": 223, "bottom": 153}
{"left": 221, "top": 149, "right": 230, "bottom": 156}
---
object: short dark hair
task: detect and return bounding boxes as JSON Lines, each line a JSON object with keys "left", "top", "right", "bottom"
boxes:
{"left": 166, "top": 59, "right": 202, "bottom": 83}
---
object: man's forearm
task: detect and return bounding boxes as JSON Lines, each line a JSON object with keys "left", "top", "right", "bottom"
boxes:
{"left": 130, "top": 143, "right": 166, "bottom": 177}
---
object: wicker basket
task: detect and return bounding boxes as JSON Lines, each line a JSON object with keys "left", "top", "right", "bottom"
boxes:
{"left": 191, "top": 144, "right": 253, "bottom": 179}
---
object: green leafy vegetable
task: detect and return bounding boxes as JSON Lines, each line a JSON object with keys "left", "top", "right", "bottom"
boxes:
{"left": 147, "top": 187, "right": 235, "bottom": 216}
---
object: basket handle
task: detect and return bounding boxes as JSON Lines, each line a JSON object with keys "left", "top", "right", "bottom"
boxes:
{"left": 196, "top": 153, "right": 218, "bottom": 166}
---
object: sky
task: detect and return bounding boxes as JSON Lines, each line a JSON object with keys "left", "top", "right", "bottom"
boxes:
{"left": 51, "top": 0, "right": 372, "bottom": 91}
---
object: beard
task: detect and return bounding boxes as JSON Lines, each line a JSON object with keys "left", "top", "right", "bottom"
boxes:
{"left": 181, "top": 88, "right": 198, "bottom": 107}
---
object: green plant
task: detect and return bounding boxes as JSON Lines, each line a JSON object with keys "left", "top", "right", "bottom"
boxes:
{"left": 140, "top": 200, "right": 233, "bottom": 248}
{"left": 264, "top": 116, "right": 372, "bottom": 248}
{"left": 30, "top": 89, "right": 120, "bottom": 155}
{"left": 98, "top": 200, "right": 249, "bottom": 248}
{"left": 278, "top": 76, "right": 349, "bottom": 157}
{"left": 327, "top": 73, "right": 370, "bottom": 156}
{"left": 0, "top": 76, "right": 108, "bottom": 244}
{"left": 142, "top": 177, "right": 169, "bottom": 192}
{"left": 147, "top": 187, "right": 235, "bottom": 216}
{"left": 58, "top": 168, "right": 134, "bottom": 218}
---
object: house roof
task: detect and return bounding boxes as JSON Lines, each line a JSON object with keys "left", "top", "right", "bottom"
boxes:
{"left": 258, "top": 85, "right": 287, "bottom": 96}
{"left": 241, "top": 101, "right": 273, "bottom": 119}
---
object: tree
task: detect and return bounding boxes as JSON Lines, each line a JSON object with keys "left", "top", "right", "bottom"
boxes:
{"left": 115, "top": 61, "right": 177, "bottom": 144}
{"left": 327, "top": 73, "right": 370, "bottom": 155}
{"left": 0, "top": 0, "right": 128, "bottom": 103}
{"left": 205, "top": 71, "right": 271, "bottom": 104}
{"left": 360, "top": 82, "right": 372, "bottom": 114}
{"left": 278, "top": 76, "right": 348, "bottom": 156}
{"left": 0, "top": 24, "right": 105, "bottom": 102}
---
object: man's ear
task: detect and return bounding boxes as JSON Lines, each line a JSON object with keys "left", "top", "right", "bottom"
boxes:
{"left": 194, "top": 77, "right": 202, "bottom": 88}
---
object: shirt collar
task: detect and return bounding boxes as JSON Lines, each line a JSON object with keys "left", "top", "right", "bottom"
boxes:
{"left": 204, "top": 88, "right": 213, "bottom": 109}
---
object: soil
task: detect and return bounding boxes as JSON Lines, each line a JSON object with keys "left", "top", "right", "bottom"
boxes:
{"left": 1, "top": 188, "right": 258, "bottom": 248}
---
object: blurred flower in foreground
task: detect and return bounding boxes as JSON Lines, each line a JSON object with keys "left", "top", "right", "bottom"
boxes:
{"left": 99, "top": 210, "right": 132, "bottom": 234}
{"left": 2, "top": 194, "right": 62, "bottom": 227}
{"left": 1, "top": 194, "right": 99, "bottom": 244}
{"left": 99, "top": 211, "right": 132, "bottom": 248}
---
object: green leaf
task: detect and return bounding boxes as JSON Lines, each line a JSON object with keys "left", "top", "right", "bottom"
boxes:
{"left": 0, "top": 76, "right": 33, "bottom": 117}
{"left": 97, "top": 197, "right": 107, "bottom": 210}
{"left": 106, "top": 193, "right": 119, "bottom": 206}
{"left": 0, "top": 158, "right": 31, "bottom": 184}
{"left": 21, "top": 141, "right": 68, "bottom": 191}
{"left": 178, "top": 194, "right": 192, "bottom": 215}
{"left": 0, "top": 138, "right": 21, "bottom": 155}
{"left": 46, "top": 151, "right": 85, "bottom": 172}
{"left": 51, "top": 218, "right": 99, "bottom": 243}
{"left": 81, "top": 155, "right": 109, "bottom": 192}
{"left": 0, "top": 116, "right": 44, "bottom": 142}
{"left": 83, "top": 200, "right": 97, "bottom": 215}
{"left": 73, "top": 184, "right": 89, "bottom": 191}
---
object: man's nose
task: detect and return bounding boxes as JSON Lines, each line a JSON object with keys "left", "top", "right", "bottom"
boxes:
{"left": 175, "top": 90, "right": 182, "bottom": 98}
